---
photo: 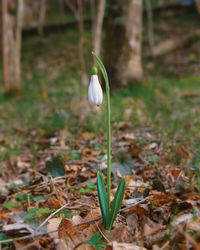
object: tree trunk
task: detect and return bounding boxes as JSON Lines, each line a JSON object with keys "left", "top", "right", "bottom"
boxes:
{"left": 1, "top": 0, "right": 23, "bottom": 93}
{"left": 92, "top": 0, "right": 106, "bottom": 64}
{"left": 2, "top": 0, "right": 9, "bottom": 92}
{"left": 77, "top": 0, "right": 88, "bottom": 86}
{"left": 103, "top": 0, "right": 143, "bottom": 86}
{"left": 194, "top": 0, "right": 200, "bottom": 14}
{"left": 64, "top": 0, "right": 88, "bottom": 86}
{"left": 38, "top": 0, "right": 46, "bottom": 35}
{"left": 145, "top": 0, "right": 154, "bottom": 54}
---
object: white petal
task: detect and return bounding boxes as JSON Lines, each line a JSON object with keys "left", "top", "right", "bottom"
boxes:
{"left": 88, "top": 75, "right": 103, "bottom": 105}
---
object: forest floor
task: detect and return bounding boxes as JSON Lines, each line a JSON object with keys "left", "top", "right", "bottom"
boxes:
{"left": 0, "top": 8, "right": 200, "bottom": 250}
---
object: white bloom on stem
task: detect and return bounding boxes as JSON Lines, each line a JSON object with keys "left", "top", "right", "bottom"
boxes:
{"left": 88, "top": 74, "right": 103, "bottom": 105}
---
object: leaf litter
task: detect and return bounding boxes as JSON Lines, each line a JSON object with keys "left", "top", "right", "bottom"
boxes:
{"left": 0, "top": 125, "right": 200, "bottom": 249}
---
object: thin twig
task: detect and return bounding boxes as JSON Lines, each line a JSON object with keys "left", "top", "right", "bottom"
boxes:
{"left": 34, "top": 203, "right": 70, "bottom": 233}
{"left": 120, "top": 197, "right": 149, "bottom": 212}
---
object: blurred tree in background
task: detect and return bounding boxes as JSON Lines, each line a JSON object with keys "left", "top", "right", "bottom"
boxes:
{"left": 1, "top": 0, "right": 200, "bottom": 93}
{"left": 1, "top": 0, "right": 23, "bottom": 93}
{"left": 103, "top": 0, "right": 143, "bottom": 86}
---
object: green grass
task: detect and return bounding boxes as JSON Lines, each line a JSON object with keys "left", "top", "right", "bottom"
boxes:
{"left": 0, "top": 17, "right": 200, "bottom": 157}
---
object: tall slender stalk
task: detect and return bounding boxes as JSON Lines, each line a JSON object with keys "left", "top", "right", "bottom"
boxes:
{"left": 105, "top": 64, "right": 111, "bottom": 226}
{"left": 93, "top": 52, "right": 125, "bottom": 230}
{"left": 92, "top": 52, "right": 111, "bottom": 226}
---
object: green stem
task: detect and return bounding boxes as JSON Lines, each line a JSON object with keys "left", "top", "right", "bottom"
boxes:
{"left": 92, "top": 52, "right": 111, "bottom": 229}
{"left": 106, "top": 73, "right": 111, "bottom": 225}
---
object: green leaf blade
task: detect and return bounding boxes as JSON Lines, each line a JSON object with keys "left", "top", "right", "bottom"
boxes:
{"left": 108, "top": 177, "right": 125, "bottom": 229}
{"left": 97, "top": 172, "right": 107, "bottom": 228}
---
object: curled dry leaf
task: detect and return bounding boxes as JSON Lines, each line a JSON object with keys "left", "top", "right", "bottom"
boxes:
{"left": 3, "top": 223, "right": 34, "bottom": 234}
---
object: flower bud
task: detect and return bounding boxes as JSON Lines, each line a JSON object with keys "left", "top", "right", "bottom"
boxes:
{"left": 88, "top": 68, "right": 103, "bottom": 105}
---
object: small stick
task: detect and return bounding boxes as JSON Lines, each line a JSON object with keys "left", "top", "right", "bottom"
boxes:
{"left": 34, "top": 203, "right": 70, "bottom": 234}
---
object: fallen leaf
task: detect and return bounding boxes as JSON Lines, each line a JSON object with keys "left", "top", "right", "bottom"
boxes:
{"left": 75, "top": 242, "right": 94, "bottom": 250}
{"left": 143, "top": 217, "right": 166, "bottom": 237}
{"left": 129, "top": 206, "right": 148, "bottom": 217}
{"left": 50, "top": 197, "right": 62, "bottom": 208}
{"left": 173, "top": 144, "right": 191, "bottom": 160}
{"left": 47, "top": 218, "right": 62, "bottom": 239}
{"left": 58, "top": 218, "right": 88, "bottom": 249}
{"left": 81, "top": 132, "right": 94, "bottom": 140}
{"left": 3, "top": 223, "right": 34, "bottom": 234}
{"left": 82, "top": 148, "right": 93, "bottom": 156}
{"left": 128, "top": 142, "right": 142, "bottom": 157}
{"left": 106, "top": 241, "right": 147, "bottom": 250}
{"left": 150, "top": 191, "right": 176, "bottom": 206}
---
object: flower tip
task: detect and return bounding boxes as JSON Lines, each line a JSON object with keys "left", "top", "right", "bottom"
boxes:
{"left": 92, "top": 66, "right": 98, "bottom": 75}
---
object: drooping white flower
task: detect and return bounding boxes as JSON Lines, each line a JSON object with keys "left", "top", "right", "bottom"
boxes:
{"left": 88, "top": 68, "right": 103, "bottom": 105}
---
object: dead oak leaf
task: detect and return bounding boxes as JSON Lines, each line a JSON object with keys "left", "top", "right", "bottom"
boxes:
{"left": 150, "top": 191, "right": 176, "bottom": 206}
{"left": 57, "top": 211, "right": 100, "bottom": 250}
{"left": 128, "top": 206, "right": 148, "bottom": 217}
{"left": 58, "top": 218, "right": 86, "bottom": 249}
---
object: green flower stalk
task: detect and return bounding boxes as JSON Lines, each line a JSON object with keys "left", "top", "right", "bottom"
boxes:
{"left": 88, "top": 52, "right": 125, "bottom": 230}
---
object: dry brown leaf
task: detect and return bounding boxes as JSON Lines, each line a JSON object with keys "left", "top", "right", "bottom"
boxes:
{"left": 150, "top": 191, "right": 176, "bottom": 206}
{"left": 50, "top": 197, "right": 62, "bottom": 208}
{"left": 14, "top": 240, "right": 41, "bottom": 250}
{"left": 65, "top": 164, "right": 80, "bottom": 173}
{"left": 171, "top": 213, "right": 193, "bottom": 227}
{"left": 104, "top": 223, "right": 133, "bottom": 243}
{"left": 75, "top": 242, "right": 95, "bottom": 250}
{"left": 82, "top": 148, "right": 93, "bottom": 156}
{"left": 173, "top": 145, "right": 191, "bottom": 160}
{"left": 186, "top": 220, "right": 200, "bottom": 232}
{"left": 81, "top": 132, "right": 94, "bottom": 140}
{"left": 143, "top": 217, "right": 166, "bottom": 237}
{"left": 56, "top": 239, "right": 68, "bottom": 250}
{"left": 106, "top": 241, "right": 147, "bottom": 250}
{"left": 47, "top": 218, "right": 62, "bottom": 239}
{"left": 129, "top": 206, "right": 148, "bottom": 217}
{"left": 3, "top": 223, "right": 34, "bottom": 234}
{"left": 170, "top": 168, "right": 181, "bottom": 179}
{"left": 82, "top": 208, "right": 101, "bottom": 222}
{"left": 116, "top": 121, "right": 129, "bottom": 130}
{"left": 58, "top": 217, "right": 90, "bottom": 249}
{"left": 128, "top": 142, "right": 142, "bottom": 157}
{"left": 142, "top": 166, "right": 156, "bottom": 181}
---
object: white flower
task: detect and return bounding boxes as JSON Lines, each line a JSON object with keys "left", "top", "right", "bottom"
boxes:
{"left": 88, "top": 75, "right": 103, "bottom": 105}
